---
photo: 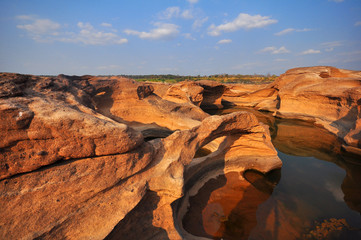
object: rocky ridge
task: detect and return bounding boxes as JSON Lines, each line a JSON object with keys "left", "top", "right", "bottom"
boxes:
{"left": 223, "top": 66, "right": 361, "bottom": 154}
{"left": 0, "top": 73, "right": 281, "bottom": 239}
{"left": 1, "top": 65, "right": 359, "bottom": 239}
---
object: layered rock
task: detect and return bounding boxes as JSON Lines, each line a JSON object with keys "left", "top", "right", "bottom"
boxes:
{"left": 153, "top": 80, "right": 226, "bottom": 110}
{"left": 0, "top": 73, "right": 281, "bottom": 239}
{"left": 106, "top": 112, "right": 281, "bottom": 240}
{"left": 223, "top": 66, "right": 361, "bottom": 153}
{"left": 89, "top": 76, "right": 208, "bottom": 132}
{"left": 0, "top": 73, "right": 144, "bottom": 180}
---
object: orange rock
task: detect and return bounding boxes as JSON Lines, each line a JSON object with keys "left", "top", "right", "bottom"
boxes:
{"left": 0, "top": 72, "right": 281, "bottom": 239}
{"left": 223, "top": 66, "right": 361, "bottom": 154}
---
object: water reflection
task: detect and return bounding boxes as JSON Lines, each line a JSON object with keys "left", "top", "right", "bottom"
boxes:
{"left": 105, "top": 107, "right": 361, "bottom": 239}
{"left": 182, "top": 171, "right": 280, "bottom": 240}
{"left": 181, "top": 107, "right": 361, "bottom": 239}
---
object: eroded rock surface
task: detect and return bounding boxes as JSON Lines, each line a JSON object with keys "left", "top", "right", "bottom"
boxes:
{"left": 0, "top": 73, "right": 281, "bottom": 239}
{"left": 89, "top": 76, "right": 208, "bottom": 132}
{"left": 223, "top": 67, "right": 361, "bottom": 153}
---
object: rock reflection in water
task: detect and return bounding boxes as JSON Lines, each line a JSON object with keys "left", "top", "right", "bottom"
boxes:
{"left": 182, "top": 170, "right": 280, "bottom": 240}
{"left": 205, "top": 107, "right": 361, "bottom": 240}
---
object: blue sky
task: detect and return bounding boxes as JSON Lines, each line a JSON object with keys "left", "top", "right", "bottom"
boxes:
{"left": 1, "top": 0, "right": 360, "bottom": 75}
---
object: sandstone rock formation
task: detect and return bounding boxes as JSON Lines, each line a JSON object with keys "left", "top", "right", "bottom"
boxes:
{"left": 2, "top": 65, "right": 357, "bottom": 239}
{"left": 88, "top": 76, "right": 209, "bottom": 132}
{"left": 223, "top": 66, "right": 361, "bottom": 154}
{"left": 0, "top": 73, "right": 281, "bottom": 239}
{"left": 153, "top": 80, "right": 226, "bottom": 110}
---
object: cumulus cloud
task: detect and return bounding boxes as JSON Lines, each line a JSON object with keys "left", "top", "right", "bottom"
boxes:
{"left": 208, "top": 13, "right": 278, "bottom": 36}
{"left": 300, "top": 49, "right": 321, "bottom": 55}
{"left": 17, "top": 16, "right": 61, "bottom": 36}
{"left": 187, "top": 0, "right": 199, "bottom": 4}
{"left": 217, "top": 39, "right": 232, "bottom": 44}
{"left": 274, "top": 28, "right": 312, "bottom": 36}
{"left": 258, "top": 46, "right": 290, "bottom": 54}
{"left": 124, "top": 22, "right": 180, "bottom": 40}
{"left": 61, "top": 22, "right": 128, "bottom": 45}
{"left": 17, "top": 16, "right": 128, "bottom": 45}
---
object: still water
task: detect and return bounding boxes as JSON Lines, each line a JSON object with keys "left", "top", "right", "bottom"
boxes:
{"left": 105, "top": 108, "right": 361, "bottom": 240}
{"left": 182, "top": 108, "right": 361, "bottom": 240}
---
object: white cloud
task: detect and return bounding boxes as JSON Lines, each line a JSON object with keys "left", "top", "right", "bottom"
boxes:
{"left": 61, "top": 22, "right": 128, "bottom": 45}
{"left": 159, "top": 6, "right": 194, "bottom": 20}
{"left": 297, "top": 28, "right": 312, "bottom": 32}
{"left": 16, "top": 15, "right": 37, "bottom": 20}
{"left": 101, "top": 22, "right": 113, "bottom": 28}
{"left": 193, "top": 17, "right": 208, "bottom": 30}
{"left": 159, "top": 6, "right": 181, "bottom": 19}
{"left": 274, "top": 28, "right": 312, "bottom": 36}
{"left": 124, "top": 22, "right": 180, "bottom": 40}
{"left": 355, "top": 21, "right": 361, "bottom": 26}
{"left": 208, "top": 13, "right": 278, "bottom": 36}
{"left": 274, "top": 28, "right": 295, "bottom": 36}
{"left": 258, "top": 46, "right": 290, "bottom": 54}
{"left": 321, "top": 41, "right": 343, "bottom": 52}
{"left": 217, "top": 39, "right": 232, "bottom": 44}
{"left": 17, "top": 16, "right": 61, "bottom": 36}
{"left": 300, "top": 49, "right": 321, "bottom": 55}
{"left": 181, "top": 9, "right": 194, "bottom": 19}
{"left": 321, "top": 41, "right": 343, "bottom": 48}
{"left": 17, "top": 16, "right": 127, "bottom": 45}
{"left": 187, "top": 0, "right": 199, "bottom": 4}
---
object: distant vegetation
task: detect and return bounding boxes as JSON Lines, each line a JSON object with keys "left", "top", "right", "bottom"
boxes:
{"left": 121, "top": 74, "right": 278, "bottom": 84}
{"left": 37, "top": 73, "right": 278, "bottom": 84}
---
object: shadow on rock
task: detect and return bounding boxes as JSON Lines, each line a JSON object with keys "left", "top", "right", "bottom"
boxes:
{"left": 105, "top": 190, "right": 169, "bottom": 240}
